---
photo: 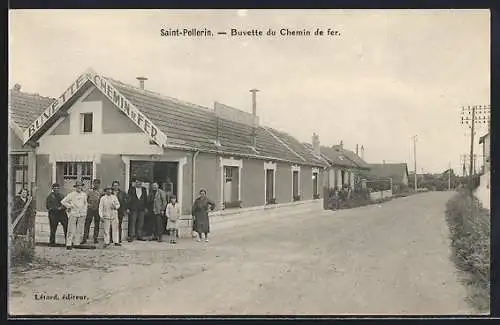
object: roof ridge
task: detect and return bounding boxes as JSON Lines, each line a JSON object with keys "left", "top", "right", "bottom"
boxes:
{"left": 262, "top": 126, "right": 307, "bottom": 162}
{"left": 9, "top": 89, "right": 55, "bottom": 101}
{"left": 104, "top": 77, "right": 214, "bottom": 113}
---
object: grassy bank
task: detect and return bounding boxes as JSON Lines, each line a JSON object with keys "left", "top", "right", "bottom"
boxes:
{"left": 445, "top": 190, "right": 490, "bottom": 313}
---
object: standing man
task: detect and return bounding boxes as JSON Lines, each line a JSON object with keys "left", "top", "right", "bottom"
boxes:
{"left": 45, "top": 183, "right": 68, "bottom": 247}
{"left": 110, "top": 180, "right": 128, "bottom": 244}
{"left": 82, "top": 179, "right": 103, "bottom": 244}
{"left": 61, "top": 181, "right": 88, "bottom": 250}
{"left": 99, "top": 186, "right": 121, "bottom": 247}
{"left": 127, "top": 179, "right": 148, "bottom": 242}
{"left": 148, "top": 182, "right": 167, "bottom": 242}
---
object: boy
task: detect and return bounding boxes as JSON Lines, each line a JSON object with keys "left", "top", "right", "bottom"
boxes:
{"left": 99, "top": 186, "right": 121, "bottom": 247}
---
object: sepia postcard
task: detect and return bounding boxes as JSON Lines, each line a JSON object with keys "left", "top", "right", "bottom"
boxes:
{"left": 7, "top": 9, "right": 490, "bottom": 317}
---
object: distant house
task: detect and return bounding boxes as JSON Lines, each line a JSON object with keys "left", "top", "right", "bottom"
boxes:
{"left": 362, "top": 163, "right": 409, "bottom": 192}
{"left": 8, "top": 85, "right": 55, "bottom": 199}
{"left": 304, "top": 138, "right": 370, "bottom": 190}
{"left": 479, "top": 132, "right": 490, "bottom": 174}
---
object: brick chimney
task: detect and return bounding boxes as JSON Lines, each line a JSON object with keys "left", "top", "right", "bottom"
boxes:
{"left": 356, "top": 144, "right": 359, "bottom": 155}
{"left": 312, "top": 133, "right": 320, "bottom": 155}
{"left": 339, "top": 140, "right": 343, "bottom": 149}
{"left": 13, "top": 84, "right": 21, "bottom": 92}
{"left": 136, "top": 77, "right": 148, "bottom": 90}
{"left": 360, "top": 145, "right": 365, "bottom": 159}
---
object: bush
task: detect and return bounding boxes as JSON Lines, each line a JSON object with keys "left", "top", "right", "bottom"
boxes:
{"left": 313, "top": 194, "right": 321, "bottom": 200}
{"left": 445, "top": 190, "right": 490, "bottom": 313}
{"left": 10, "top": 235, "right": 35, "bottom": 267}
{"left": 293, "top": 195, "right": 301, "bottom": 202}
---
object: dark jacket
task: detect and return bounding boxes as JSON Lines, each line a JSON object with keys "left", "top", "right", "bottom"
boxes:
{"left": 114, "top": 190, "right": 129, "bottom": 215}
{"left": 127, "top": 187, "right": 148, "bottom": 211}
{"left": 46, "top": 191, "right": 66, "bottom": 213}
{"left": 148, "top": 188, "right": 168, "bottom": 215}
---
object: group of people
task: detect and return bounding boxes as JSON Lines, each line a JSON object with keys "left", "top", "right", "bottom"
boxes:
{"left": 42, "top": 178, "right": 216, "bottom": 250}
{"left": 45, "top": 178, "right": 182, "bottom": 250}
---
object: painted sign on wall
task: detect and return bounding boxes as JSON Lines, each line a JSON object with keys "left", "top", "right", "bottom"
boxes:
{"left": 23, "top": 73, "right": 89, "bottom": 143}
{"left": 22, "top": 69, "right": 168, "bottom": 149}
{"left": 86, "top": 70, "right": 168, "bottom": 147}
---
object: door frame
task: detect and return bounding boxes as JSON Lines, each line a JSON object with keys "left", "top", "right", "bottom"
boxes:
{"left": 264, "top": 161, "right": 277, "bottom": 204}
{"left": 219, "top": 157, "right": 243, "bottom": 209}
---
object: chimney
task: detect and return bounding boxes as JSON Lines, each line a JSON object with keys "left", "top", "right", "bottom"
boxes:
{"left": 250, "top": 89, "right": 259, "bottom": 147}
{"left": 360, "top": 145, "right": 365, "bottom": 160}
{"left": 136, "top": 76, "right": 148, "bottom": 90}
{"left": 339, "top": 140, "right": 343, "bottom": 149}
{"left": 13, "top": 84, "right": 21, "bottom": 92}
{"left": 312, "top": 133, "right": 320, "bottom": 155}
{"left": 356, "top": 144, "right": 359, "bottom": 155}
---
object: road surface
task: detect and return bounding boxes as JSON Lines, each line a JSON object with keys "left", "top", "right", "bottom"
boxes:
{"left": 9, "top": 192, "right": 473, "bottom": 315}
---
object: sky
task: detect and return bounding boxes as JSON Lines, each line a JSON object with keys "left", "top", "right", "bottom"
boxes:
{"left": 8, "top": 9, "right": 490, "bottom": 174}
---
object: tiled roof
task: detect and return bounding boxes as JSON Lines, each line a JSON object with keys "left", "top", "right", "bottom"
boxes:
{"left": 9, "top": 89, "right": 55, "bottom": 130}
{"left": 106, "top": 78, "right": 325, "bottom": 167}
{"left": 318, "top": 145, "right": 363, "bottom": 169}
{"left": 362, "top": 163, "right": 409, "bottom": 183}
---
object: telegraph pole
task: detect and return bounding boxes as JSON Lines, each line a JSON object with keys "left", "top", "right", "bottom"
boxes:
{"left": 460, "top": 104, "right": 490, "bottom": 195}
{"left": 412, "top": 135, "right": 418, "bottom": 191}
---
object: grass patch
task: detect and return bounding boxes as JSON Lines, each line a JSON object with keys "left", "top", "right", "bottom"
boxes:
{"left": 445, "top": 190, "right": 490, "bottom": 313}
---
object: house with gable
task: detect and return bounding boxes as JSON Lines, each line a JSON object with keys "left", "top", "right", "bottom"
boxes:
{"left": 303, "top": 137, "right": 371, "bottom": 191}
{"left": 18, "top": 68, "right": 328, "bottom": 241}
{"left": 362, "top": 162, "right": 410, "bottom": 192}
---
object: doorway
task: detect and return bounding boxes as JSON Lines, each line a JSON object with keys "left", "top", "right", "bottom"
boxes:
{"left": 130, "top": 160, "right": 179, "bottom": 236}
{"left": 129, "top": 161, "right": 178, "bottom": 196}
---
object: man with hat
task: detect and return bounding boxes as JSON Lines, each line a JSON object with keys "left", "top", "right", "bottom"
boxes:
{"left": 61, "top": 180, "right": 88, "bottom": 250}
{"left": 45, "top": 183, "right": 68, "bottom": 247}
{"left": 82, "top": 178, "right": 104, "bottom": 244}
{"left": 99, "top": 186, "right": 121, "bottom": 247}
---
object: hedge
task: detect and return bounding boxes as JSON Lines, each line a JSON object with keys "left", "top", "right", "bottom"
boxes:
{"left": 445, "top": 190, "right": 490, "bottom": 313}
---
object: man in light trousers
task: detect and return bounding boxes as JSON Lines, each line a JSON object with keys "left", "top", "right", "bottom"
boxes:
{"left": 99, "top": 186, "right": 121, "bottom": 247}
{"left": 61, "top": 180, "right": 88, "bottom": 250}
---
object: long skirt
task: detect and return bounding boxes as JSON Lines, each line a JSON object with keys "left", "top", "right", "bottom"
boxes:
{"left": 194, "top": 214, "right": 210, "bottom": 234}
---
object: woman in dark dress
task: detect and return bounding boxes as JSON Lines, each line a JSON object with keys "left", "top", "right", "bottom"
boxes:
{"left": 191, "top": 189, "right": 216, "bottom": 242}
{"left": 11, "top": 188, "right": 36, "bottom": 236}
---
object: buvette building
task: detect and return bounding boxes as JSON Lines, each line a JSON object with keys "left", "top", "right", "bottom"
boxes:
{"left": 16, "top": 68, "right": 327, "bottom": 240}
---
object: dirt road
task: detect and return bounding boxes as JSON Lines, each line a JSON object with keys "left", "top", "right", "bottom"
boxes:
{"left": 9, "top": 193, "right": 474, "bottom": 315}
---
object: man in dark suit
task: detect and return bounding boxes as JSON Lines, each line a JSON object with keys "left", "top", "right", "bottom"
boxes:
{"left": 127, "top": 179, "right": 148, "bottom": 241}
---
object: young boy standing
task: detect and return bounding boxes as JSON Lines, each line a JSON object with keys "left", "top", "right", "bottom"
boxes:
{"left": 165, "top": 195, "right": 181, "bottom": 244}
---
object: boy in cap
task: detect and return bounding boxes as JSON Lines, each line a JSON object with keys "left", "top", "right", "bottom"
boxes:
{"left": 45, "top": 183, "right": 68, "bottom": 247}
{"left": 61, "top": 180, "right": 88, "bottom": 250}
{"left": 82, "top": 178, "right": 104, "bottom": 244}
{"left": 99, "top": 186, "right": 121, "bottom": 247}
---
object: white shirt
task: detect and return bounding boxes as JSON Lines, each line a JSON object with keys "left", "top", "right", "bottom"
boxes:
{"left": 136, "top": 187, "right": 142, "bottom": 199}
{"left": 61, "top": 191, "right": 88, "bottom": 217}
{"left": 99, "top": 194, "right": 120, "bottom": 219}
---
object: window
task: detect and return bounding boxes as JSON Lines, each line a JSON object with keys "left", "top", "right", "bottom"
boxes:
{"left": 59, "top": 162, "right": 93, "bottom": 191}
{"left": 81, "top": 113, "right": 93, "bottom": 133}
{"left": 10, "top": 154, "right": 29, "bottom": 196}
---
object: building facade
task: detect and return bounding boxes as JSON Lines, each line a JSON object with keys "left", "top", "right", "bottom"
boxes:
{"left": 17, "top": 68, "right": 327, "bottom": 241}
